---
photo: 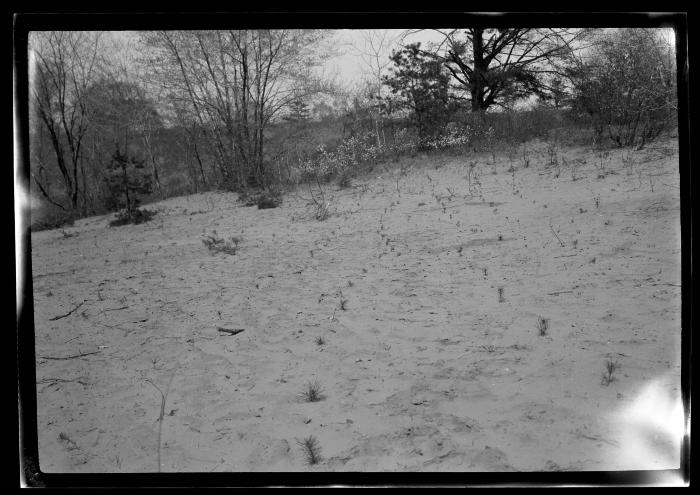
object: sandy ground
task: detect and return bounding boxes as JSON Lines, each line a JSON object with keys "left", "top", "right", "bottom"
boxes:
{"left": 30, "top": 138, "right": 684, "bottom": 473}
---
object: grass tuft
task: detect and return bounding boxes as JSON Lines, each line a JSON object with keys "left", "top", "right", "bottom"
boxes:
{"left": 298, "top": 380, "right": 325, "bottom": 403}
{"left": 601, "top": 359, "right": 620, "bottom": 386}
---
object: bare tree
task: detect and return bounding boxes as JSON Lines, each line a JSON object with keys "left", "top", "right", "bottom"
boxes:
{"left": 29, "top": 31, "right": 105, "bottom": 212}
{"left": 140, "top": 29, "right": 336, "bottom": 190}
{"left": 354, "top": 30, "right": 402, "bottom": 146}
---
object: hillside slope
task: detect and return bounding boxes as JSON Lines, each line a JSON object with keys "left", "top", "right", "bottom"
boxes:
{"left": 30, "top": 140, "right": 683, "bottom": 472}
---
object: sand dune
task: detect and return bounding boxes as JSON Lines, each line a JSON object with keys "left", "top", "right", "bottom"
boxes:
{"left": 31, "top": 140, "right": 683, "bottom": 472}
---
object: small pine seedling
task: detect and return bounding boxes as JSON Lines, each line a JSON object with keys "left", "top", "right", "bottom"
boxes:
{"left": 298, "top": 380, "right": 325, "bottom": 403}
{"left": 315, "top": 336, "right": 325, "bottom": 346}
{"left": 498, "top": 287, "right": 505, "bottom": 303}
{"left": 297, "top": 435, "right": 323, "bottom": 465}
{"left": 537, "top": 316, "right": 550, "bottom": 336}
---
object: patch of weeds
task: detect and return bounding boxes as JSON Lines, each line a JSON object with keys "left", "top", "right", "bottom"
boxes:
{"left": 110, "top": 208, "right": 157, "bottom": 227}
{"left": 240, "top": 189, "right": 282, "bottom": 209}
{"left": 336, "top": 169, "right": 353, "bottom": 189}
{"left": 595, "top": 149, "right": 611, "bottom": 179}
{"left": 31, "top": 209, "right": 75, "bottom": 232}
{"left": 314, "top": 201, "right": 331, "bottom": 221}
{"left": 297, "top": 435, "right": 323, "bottom": 465}
{"left": 298, "top": 380, "right": 325, "bottom": 403}
{"left": 58, "top": 432, "right": 79, "bottom": 450}
{"left": 537, "top": 316, "right": 550, "bottom": 336}
{"left": 601, "top": 359, "right": 620, "bottom": 386}
{"left": 520, "top": 144, "right": 531, "bottom": 168}
{"left": 202, "top": 231, "right": 241, "bottom": 255}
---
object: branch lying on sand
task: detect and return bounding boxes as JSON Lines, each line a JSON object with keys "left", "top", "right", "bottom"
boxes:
{"left": 49, "top": 300, "right": 87, "bottom": 321}
{"left": 39, "top": 350, "right": 100, "bottom": 360}
{"left": 549, "top": 224, "right": 565, "bottom": 247}
{"left": 145, "top": 372, "right": 177, "bottom": 473}
{"left": 217, "top": 327, "right": 245, "bottom": 336}
{"left": 37, "top": 376, "right": 90, "bottom": 391}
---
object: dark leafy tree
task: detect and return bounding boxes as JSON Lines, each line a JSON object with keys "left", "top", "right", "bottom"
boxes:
{"left": 382, "top": 42, "right": 451, "bottom": 145}
{"left": 421, "top": 28, "right": 585, "bottom": 112}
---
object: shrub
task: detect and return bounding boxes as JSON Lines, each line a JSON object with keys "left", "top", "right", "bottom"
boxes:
{"left": 569, "top": 28, "right": 677, "bottom": 149}
{"left": 31, "top": 206, "right": 75, "bottom": 232}
{"left": 239, "top": 188, "right": 282, "bottom": 209}
{"left": 110, "top": 207, "right": 157, "bottom": 227}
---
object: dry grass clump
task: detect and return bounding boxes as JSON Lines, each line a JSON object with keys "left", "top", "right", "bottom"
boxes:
{"left": 298, "top": 380, "right": 325, "bottom": 403}
{"left": 601, "top": 359, "right": 620, "bottom": 386}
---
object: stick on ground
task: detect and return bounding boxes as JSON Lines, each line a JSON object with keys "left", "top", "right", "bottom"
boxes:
{"left": 49, "top": 300, "right": 87, "bottom": 321}
{"left": 39, "top": 350, "right": 100, "bottom": 360}
{"left": 217, "top": 327, "right": 245, "bottom": 336}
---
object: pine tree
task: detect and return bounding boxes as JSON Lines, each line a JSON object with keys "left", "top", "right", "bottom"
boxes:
{"left": 284, "top": 98, "right": 310, "bottom": 124}
{"left": 104, "top": 145, "right": 153, "bottom": 223}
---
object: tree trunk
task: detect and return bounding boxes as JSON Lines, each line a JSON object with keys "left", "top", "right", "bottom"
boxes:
{"left": 471, "top": 28, "right": 487, "bottom": 113}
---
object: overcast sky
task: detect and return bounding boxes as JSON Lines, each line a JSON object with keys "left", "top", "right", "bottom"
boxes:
{"left": 325, "top": 29, "right": 447, "bottom": 87}
{"left": 108, "top": 29, "right": 446, "bottom": 90}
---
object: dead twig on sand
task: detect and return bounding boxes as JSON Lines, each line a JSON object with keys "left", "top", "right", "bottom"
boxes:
{"left": 547, "top": 290, "right": 574, "bottom": 296}
{"left": 217, "top": 327, "right": 245, "bottom": 336}
{"left": 37, "top": 376, "right": 90, "bottom": 391}
{"left": 145, "top": 371, "right": 177, "bottom": 473}
{"left": 39, "top": 351, "right": 101, "bottom": 360}
{"left": 49, "top": 300, "right": 87, "bottom": 321}
{"left": 549, "top": 224, "right": 565, "bottom": 248}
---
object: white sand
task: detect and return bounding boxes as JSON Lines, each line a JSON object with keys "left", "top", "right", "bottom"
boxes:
{"left": 31, "top": 139, "right": 683, "bottom": 472}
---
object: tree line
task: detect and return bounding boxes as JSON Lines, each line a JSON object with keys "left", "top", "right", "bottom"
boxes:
{"left": 27, "top": 27, "right": 677, "bottom": 227}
